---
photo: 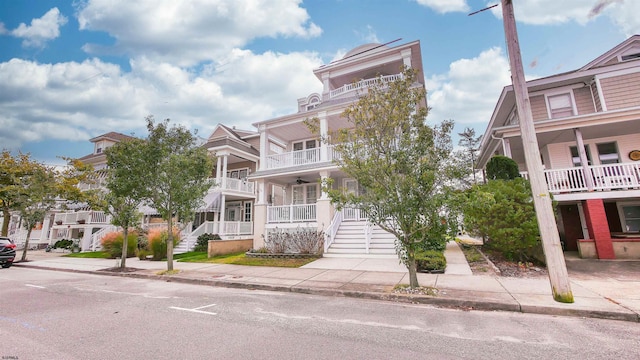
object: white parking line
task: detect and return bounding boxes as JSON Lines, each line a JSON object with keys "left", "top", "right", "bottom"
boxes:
{"left": 25, "top": 284, "right": 46, "bottom": 289}
{"left": 170, "top": 303, "right": 217, "bottom": 315}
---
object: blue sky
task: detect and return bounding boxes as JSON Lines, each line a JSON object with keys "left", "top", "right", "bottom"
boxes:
{"left": 0, "top": 0, "right": 637, "bottom": 165}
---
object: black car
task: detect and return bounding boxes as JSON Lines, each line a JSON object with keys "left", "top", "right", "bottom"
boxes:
{"left": 0, "top": 237, "right": 16, "bottom": 268}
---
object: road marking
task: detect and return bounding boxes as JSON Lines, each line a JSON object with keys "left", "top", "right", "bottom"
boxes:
{"left": 170, "top": 303, "right": 217, "bottom": 315}
{"left": 73, "top": 287, "right": 173, "bottom": 299}
{"left": 25, "top": 284, "right": 46, "bottom": 289}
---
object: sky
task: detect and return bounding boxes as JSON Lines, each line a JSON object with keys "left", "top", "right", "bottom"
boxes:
{"left": 0, "top": 0, "right": 637, "bottom": 166}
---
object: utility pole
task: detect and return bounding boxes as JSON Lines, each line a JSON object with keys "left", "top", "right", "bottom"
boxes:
{"left": 501, "top": 0, "right": 573, "bottom": 302}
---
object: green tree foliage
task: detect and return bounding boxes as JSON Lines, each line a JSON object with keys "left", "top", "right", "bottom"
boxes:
{"left": 463, "top": 178, "right": 542, "bottom": 261}
{"left": 457, "top": 127, "right": 482, "bottom": 185}
{"left": 103, "top": 137, "right": 149, "bottom": 268}
{"left": 142, "top": 117, "right": 213, "bottom": 270}
{"left": 324, "top": 67, "right": 464, "bottom": 288}
{"left": 0, "top": 151, "right": 34, "bottom": 236}
{"left": 486, "top": 155, "right": 520, "bottom": 180}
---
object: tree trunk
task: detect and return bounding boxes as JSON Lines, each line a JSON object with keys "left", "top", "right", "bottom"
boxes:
{"left": 120, "top": 226, "right": 128, "bottom": 269}
{"left": 407, "top": 256, "right": 419, "bottom": 288}
{"left": 21, "top": 227, "right": 33, "bottom": 262}
{"left": 167, "top": 216, "right": 174, "bottom": 271}
{"left": 1, "top": 207, "right": 10, "bottom": 236}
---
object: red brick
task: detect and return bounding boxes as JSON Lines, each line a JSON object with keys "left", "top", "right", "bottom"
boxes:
{"left": 583, "top": 199, "right": 615, "bottom": 259}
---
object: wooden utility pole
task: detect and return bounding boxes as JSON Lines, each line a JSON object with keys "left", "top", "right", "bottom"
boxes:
{"left": 501, "top": 0, "right": 573, "bottom": 302}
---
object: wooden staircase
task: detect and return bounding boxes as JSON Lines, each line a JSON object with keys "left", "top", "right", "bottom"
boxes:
{"left": 324, "top": 221, "right": 396, "bottom": 258}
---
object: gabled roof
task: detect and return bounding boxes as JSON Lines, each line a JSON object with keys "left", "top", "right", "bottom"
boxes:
{"left": 89, "top": 131, "right": 136, "bottom": 143}
{"left": 580, "top": 34, "right": 640, "bottom": 71}
{"left": 208, "top": 124, "right": 258, "bottom": 142}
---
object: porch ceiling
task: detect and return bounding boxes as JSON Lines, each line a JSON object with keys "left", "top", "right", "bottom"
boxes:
{"left": 503, "top": 119, "right": 640, "bottom": 164}
{"left": 267, "top": 113, "right": 353, "bottom": 143}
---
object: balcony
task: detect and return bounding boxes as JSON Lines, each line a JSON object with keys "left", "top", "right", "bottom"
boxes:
{"left": 267, "top": 204, "right": 317, "bottom": 223}
{"left": 265, "top": 145, "right": 340, "bottom": 171}
{"left": 53, "top": 211, "right": 108, "bottom": 225}
{"left": 520, "top": 163, "right": 640, "bottom": 194}
{"left": 329, "top": 73, "right": 403, "bottom": 98}
{"left": 217, "top": 177, "right": 255, "bottom": 194}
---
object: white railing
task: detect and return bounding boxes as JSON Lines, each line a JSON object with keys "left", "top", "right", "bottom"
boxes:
{"left": 343, "top": 206, "right": 367, "bottom": 221}
{"left": 53, "top": 211, "right": 109, "bottom": 225}
{"left": 329, "top": 73, "right": 403, "bottom": 98}
{"left": 264, "top": 145, "right": 339, "bottom": 170}
{"left": 324, "top": 210, "right": 343, "bottom": 252}
{"left": 189, "top": 221, "right": 219, "bottom": 240}
{"left": 223, "top": 221, "right": 253, "bottom": 235}
{"left": 267, "top": 204, "right": 317, "bottom": 223}
{"left": 520, "top": 163, "right": 640, "bottom": 193}
{"left": 90, "top": 225, "right": 119, "bottom": 251}
{"left": 220, "top": 177, "right": 255, "bottom": 194}
{"left": 364, "top": 222, "right": 372, "bottom": 254}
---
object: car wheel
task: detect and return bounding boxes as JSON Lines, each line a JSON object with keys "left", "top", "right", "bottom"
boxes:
{"left": 1, "top": 263, "right": 11, "bottom": 268}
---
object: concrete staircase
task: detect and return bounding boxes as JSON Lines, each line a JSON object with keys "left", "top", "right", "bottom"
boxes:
{"left": 324, "top": 221, "right": 397, "bottom": 258}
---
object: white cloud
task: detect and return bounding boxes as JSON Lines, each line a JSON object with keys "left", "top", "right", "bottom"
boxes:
{"left": 10, "top": 7, "right": 67, "bottom": 48}
{"left": 605, "top": 1, "right": 640, "bottom": 37}
{"left": 76, "top": 0, "right": 322, "bottom": 67}
{"left": 414, "top": 0, "right": 469, "bottom": 14}
{"left": 426, "top": 47, "right": 511, "bottom": 125}
{"left": 0, "top": 49, "right": 323, "bottom": 150}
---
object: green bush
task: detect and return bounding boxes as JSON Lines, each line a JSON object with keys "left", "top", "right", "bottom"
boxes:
{"left": 486, "top": 155, "right": 520, "bottom": 180}
{"left": 463, "top": 178, "right": 542, "bottom": 261}
{"left": 53, "top": 239, "right": 73, "bottom": 249}
{"left": 100, "top": 231, "right": 138, "bottom": 259}
{"left": 137, "top": 248, "right": 151, "bottom": 260}
{"left": 147, "top": 228, "right": 180, "bottom": 261}
{"left": 415, "top": 250, "right": 446, "bottom": 272}
{"left": 194, "top": 233, "right": 221, "bottom": 252}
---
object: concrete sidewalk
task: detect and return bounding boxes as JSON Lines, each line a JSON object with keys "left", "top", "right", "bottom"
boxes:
{"left": 12, "top": 249, "right": 640, "bottom": 323}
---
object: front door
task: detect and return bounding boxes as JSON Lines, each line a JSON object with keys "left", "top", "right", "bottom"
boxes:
{"left": 559, "top": 204, "right": 581, "bottom": 251}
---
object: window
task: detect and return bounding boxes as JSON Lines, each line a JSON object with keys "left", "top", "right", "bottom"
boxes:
{"left": 621, "top": 53, "right": 640, "bottom": 61}
{"left": 292, "top": 184, "right": 318, "bottom": 204}
{"left": 620, "top": 204, "right": 640, "bottom": 232}
{"left": 596, "top": 142, "right": 619, "bottom": 164}
{"left": 244, "top": 202, "right": 252, "bottom": 222}
{"left": 547, "top": 93, "right": 575, "bottom": 119}
{"left": 227, "top": 168, "right": 249, "bottom": 179}
{"left": 570, "top": 145, "right": 592, "bottom": 167}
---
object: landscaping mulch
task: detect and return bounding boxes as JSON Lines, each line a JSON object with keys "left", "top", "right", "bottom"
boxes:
{"left": 460, "top": 243, "right": 547, "bottom": 278}
{"left": 99, "top": 267, "right": 142, "bottom": 273}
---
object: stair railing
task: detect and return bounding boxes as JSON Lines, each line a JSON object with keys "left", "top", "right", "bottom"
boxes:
{"left": 324, "top": 210, "right": 343, "bottom": 253}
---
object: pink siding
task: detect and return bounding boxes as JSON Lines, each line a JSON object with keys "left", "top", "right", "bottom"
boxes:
{"left": 601, "top": 72, "right": 640, "bottom": 110}
{"left": 530, "top": 95, "right": 548, "bottom": 121}
{"left": 574, "top": 87, "right": 595, "bottom": 115}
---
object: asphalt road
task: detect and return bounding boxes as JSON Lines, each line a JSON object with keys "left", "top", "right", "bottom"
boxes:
{"left": 1, "top": 268, "right": 639, "bottom": 360}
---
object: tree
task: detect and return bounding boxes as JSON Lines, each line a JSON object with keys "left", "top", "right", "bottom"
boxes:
{"left": 103, "top": 137, "right": 149, "bottom": 269}
{"left": 324, "top": 68, "right": 463, "bottom": 288}
{"left": 457, "top": 127, "right": 482, "bottom": 184}
{"left": 486, "top": 155, "right": 520, "bottom": 180}
{"left": 142, "top": 117, "right": 213, "bottom": 271}
{"left": 15, "top": 162, "right": 58, "bottom": 261}
{"left": 0, "top": 151, "right": 34, "bottom": 236}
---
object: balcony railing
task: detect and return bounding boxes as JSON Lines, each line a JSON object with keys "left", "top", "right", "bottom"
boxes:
{"left": 267, "top": 204, "right": 317, "bottom": 223}
{"left": 53, "top": 211, "right": 109, "bottom": 225}
{"left": 520, "top": 163, "right": 640, "bottom": 193}
{"left": 220, "top": 177, "right": 255, "bottom": 194}
{"left": 329, "top": 73, "right": 403, "bottom": 98}
{"left": 264, "top": 145, "right": 340, "bottom": 170}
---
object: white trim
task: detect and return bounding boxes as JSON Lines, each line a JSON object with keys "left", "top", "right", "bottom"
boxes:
{"left": 596, "top": 66, "right": 640, "bottom": 79}
{"left": 594, "top": 76, "right": 607, "bottom": 112}
{"left": 544, "top": 90, "right": 578, "bottom": 119}
{"left": 576, "top": 202, "right": 589, "bottom": 240}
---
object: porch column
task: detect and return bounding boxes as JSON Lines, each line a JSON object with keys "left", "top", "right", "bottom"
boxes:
{"left": 215, "top": 156, "right": 222, "bottom": 183}
{"left": 582, "top": 199, "right": 615, "bottom": 259}
{"left": 401, "top": 49, "right": 412, "bottom": 68}
{"left": 219, "top": 194, "right": 226, "bottom": 236}
{"left": 319, "top": 111, "right": 328, "bottom": 162}
{"left": 316, "top": 171, "right": 333, "bottom": 232}
{"left": 259, "top": 125, "right": 268, "bottom": 170}
{"left": 39, "top": 216, "right": 51, "bottom": 243}
{"left": 574, "top": 128, "right": 594, "bottom": 191}
{"left": 321, "top": 73, "right": 330, "bottom": 99}
{"left": 221, "top": 154, "right": 228, "bottom": 190}
{"left": 502, "top": 138, "right": 512, "bottom": 158}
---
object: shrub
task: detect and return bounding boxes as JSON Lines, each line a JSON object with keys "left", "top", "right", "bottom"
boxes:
{"left": 486, "top": 155, "right": 520, "bottom": 180}
{"left": 100, "top": 231, "right": 138, "bottom": 259}
{"left": 194, "top": 233, "right": 221, "bottom": 252}
{"left": 263, "top": 227, "right": 324, "bottom": 255}
{"left": 137, "top": 248, "right": 151, "bottom": 260}
{"left": 415, "top": 250, "right": 446, "bottom": 272}
{"left": 147, "top": 228, "right": 181, "bottom": 261}
{"left": 463, "top": 178, "right": 542, "bottom": 261}
{"left": 53, "top": 239, "right": 73, "bottom": 249}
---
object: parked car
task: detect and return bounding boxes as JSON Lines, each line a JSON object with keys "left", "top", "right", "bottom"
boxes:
{"left": 0, "top": 237, "right": 16, "bottom": 268}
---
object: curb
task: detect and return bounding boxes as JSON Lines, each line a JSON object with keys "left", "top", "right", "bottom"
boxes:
{"left": 14, "top": 263, "right": 639, "bottom": 323}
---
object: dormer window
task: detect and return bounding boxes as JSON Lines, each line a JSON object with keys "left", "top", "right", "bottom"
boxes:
{"left": 621, "top": 53, "right": 640, "bottom": 61}
{"left": 306, "top": 96, "right": 321, "bottom": 111}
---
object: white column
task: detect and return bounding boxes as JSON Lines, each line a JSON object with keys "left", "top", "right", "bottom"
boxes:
{"left": 215, "top": 156, "right": 222, "bottom": 183}
{"left": 256, "top": 179, "right": 266, "bottom": 205}
{"left": 322, "top": 73, "right": 330, "bottom": 98}
{"left": 574, "top": 128, "right": 594, "bottom": 191}
{"left": 40, "top": 217, "right": 51, "bottom": 243}
{"left": 401, "top": 49, "right": 412, "bottom": 68}
{"left": 319, "top": 111, "right": 328, "bottom": 162}
{"left": 503, "top": 138, "right": 512, "bottom": 158}
{"left": 319, "top": 171, "right": 330, "bottom": 200}
{"left": 259, "top": 125, "right": 268, "bottom": 170}
{"left": 219, "top": 194, "right": 226, "bottom": 236}
{"left": 221, "top": 154, "right": 228, "bottom": 190}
